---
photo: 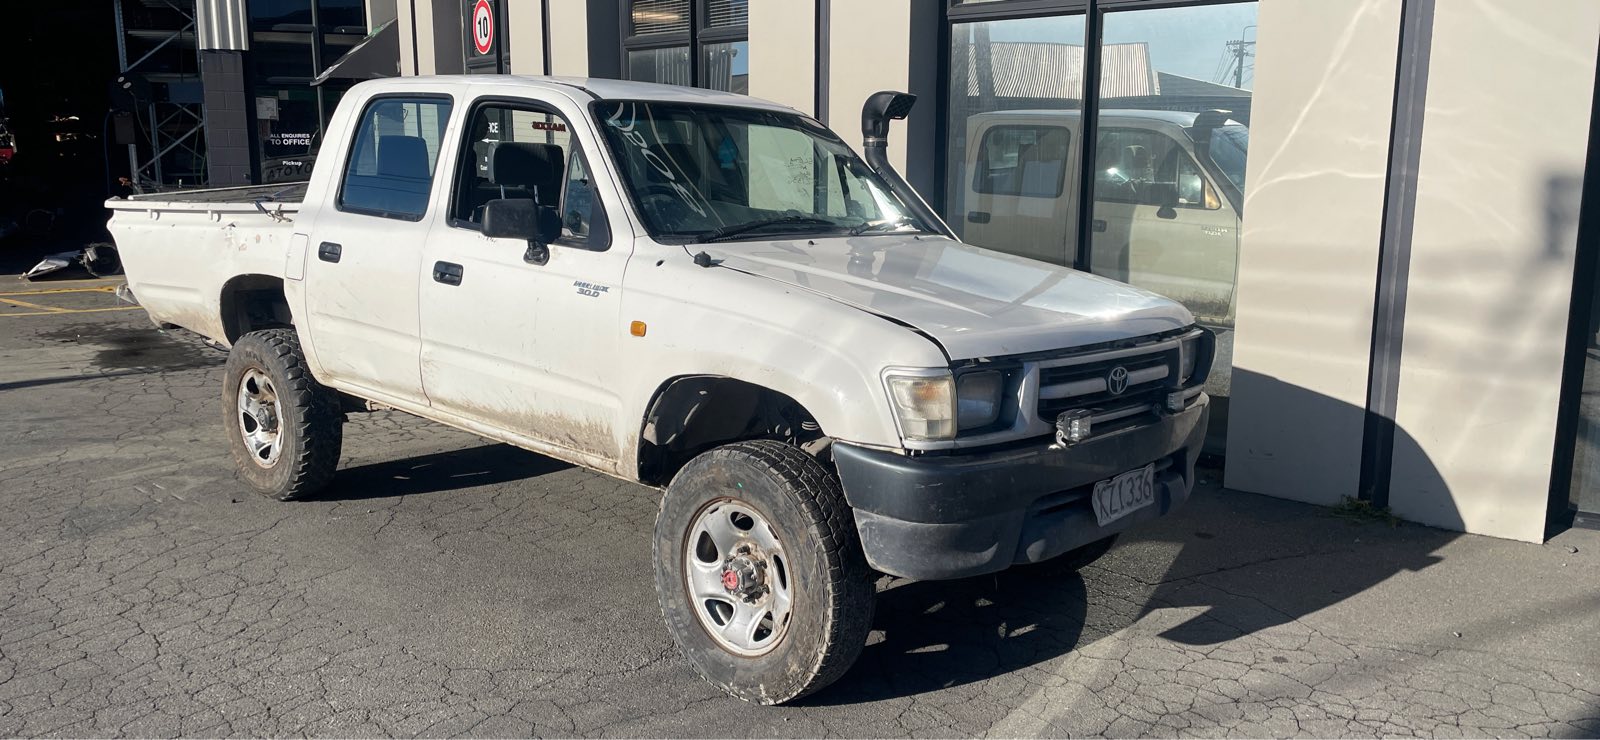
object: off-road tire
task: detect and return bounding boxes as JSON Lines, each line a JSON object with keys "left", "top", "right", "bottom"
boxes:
{"left": 654, "top": 440, "right": 875, "bottom": 705}
{"left": 222, "top": 328, "right": 342, "bottom": 500}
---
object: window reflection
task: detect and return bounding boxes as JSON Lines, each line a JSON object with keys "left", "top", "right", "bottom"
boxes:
{"left": 1089, "top": 3, "right": 1257, "bottom": 408}
{"left": 248, "top": 0, "right": 367, "bottom": 183}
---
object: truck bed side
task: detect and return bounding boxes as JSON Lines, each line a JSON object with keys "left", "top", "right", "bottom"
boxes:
{"left": 106, "top": 189, "right": 304, "bottom": 346}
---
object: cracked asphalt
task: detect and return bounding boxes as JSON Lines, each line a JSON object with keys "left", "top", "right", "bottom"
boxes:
{"left": 3, "top": 281, "right": 1600, "bottom": 737}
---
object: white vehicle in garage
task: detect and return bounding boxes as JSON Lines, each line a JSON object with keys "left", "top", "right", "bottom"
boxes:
{"left": 106, "top": 76, "right": 1213, "bottom": 704}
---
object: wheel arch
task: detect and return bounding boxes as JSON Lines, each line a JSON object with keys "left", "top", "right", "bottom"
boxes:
{"left": 219, "top": 274, "right": 292, "bottom": 345}
{"left": 636, "top": 375, "right": 832, "bottom": 486}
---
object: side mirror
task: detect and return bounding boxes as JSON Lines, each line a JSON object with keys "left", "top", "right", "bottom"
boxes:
{"left": 482, "top": 198, "right": 561, "bottom": 264}
{"left": 1148, "top": 183, "right": 1180, "bottom": 220}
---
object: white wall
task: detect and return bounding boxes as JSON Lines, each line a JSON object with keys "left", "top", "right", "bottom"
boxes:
{"left": 1224, "top": 0, "right": 1402, "bottom": 506}
{"left": 828, "top": 0, "right": 911, "bottom": 170}
{"left": 1387, "top": 0, "right": 1600, "bottom": 541}
{"left": 748, "top": 1, "right": 815, "bottom": 114}
{"left": 547, "top": 0, "right": 590, "bottom": 76}
{"left": 507, "top": 0, "right": 548, "bottom": 75}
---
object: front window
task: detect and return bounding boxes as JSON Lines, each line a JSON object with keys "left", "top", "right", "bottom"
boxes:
{"left": 595, "top": 101, "right": 927, "bottom": 242}
{"left": 1207, "top": 124, "right": 1249, "bottom": 194}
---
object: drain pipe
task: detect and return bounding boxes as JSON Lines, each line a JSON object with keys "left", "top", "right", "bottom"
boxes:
{"left": 860, "top": 91, "right": 956, "bottom": 239}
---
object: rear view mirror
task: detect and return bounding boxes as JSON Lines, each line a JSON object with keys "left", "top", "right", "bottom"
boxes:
{"left": 482, "top": 198, "right": 562, "bottom": 265}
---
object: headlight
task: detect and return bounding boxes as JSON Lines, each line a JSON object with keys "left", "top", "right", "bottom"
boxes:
{"left": 885, "top": 372, "right": 955, "bottom": 441}
{"left": 956, "top": 371, "right": 1004, "bottom": 430}
{"left": 1180, "top": 335, "right": 1200, "bottom": 384}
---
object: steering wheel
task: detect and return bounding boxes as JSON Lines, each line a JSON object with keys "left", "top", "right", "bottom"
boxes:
{"left": 638, "top": 183, "right": 694, "bottom": 225}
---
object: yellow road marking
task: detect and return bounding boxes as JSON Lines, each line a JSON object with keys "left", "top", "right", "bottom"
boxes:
{"left": 0, "top": 296, "right": 68, "bottom": 312}
{"left": 0, "top": 306, "right": 141, "bottom": 318}
{"left": 0, "top": 285, "right": 119, "bottom": 297}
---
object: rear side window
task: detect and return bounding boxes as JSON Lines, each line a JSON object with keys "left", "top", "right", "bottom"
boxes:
{"left": 973, "top": 125, "right": 1071, "bottom": 198}
{"left": 338, "top": 97, "right": 453, "bottom": 220}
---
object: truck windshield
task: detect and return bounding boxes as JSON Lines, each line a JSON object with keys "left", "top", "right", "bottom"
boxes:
{"left": 595, "top": 101, "right": 927, "bottom": 243}
{"left": 1208, "top": 125, "right": 1249, "bottom": 193}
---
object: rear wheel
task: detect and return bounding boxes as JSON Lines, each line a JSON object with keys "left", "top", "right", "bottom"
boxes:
{"left": 654, "top": 440, "right": 874, "bottom": 705}
{"left": 222, "top": 329, "right": 342, "bottom": 500}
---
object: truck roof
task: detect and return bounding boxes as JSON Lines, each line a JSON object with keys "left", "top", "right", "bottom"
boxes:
{"left": 356, "top": 75, "right": 803, "bottom": 115}
{"left": 969, "top": 108, "right": 1215, "bottom": 127}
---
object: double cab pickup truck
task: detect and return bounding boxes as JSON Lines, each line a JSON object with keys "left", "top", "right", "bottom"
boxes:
{"left": 107, "top": 76, "right": 1213, "bottom": 704}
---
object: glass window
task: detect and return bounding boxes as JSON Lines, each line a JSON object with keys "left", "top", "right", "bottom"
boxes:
{"left": 701, "top": 40, "right": 748, "bottom": 94}
{"left": 248, "top": 0, "right": 368, "bottom": 183}
{"left": 1093, "top": 127, "right": 1217, "bottom": 209}
{"left": 339, "top": 98, "right": 452, "bottom": 219}
{"left": 945, "top": 13, "right": 1085, "bottom": 265}
{"left": 451, "top": 103, "right": 607, "bottom": 248}
{"left": 973, "top": 125, "right": 1071, "bottom": 198}
{"left": 625, "top": 0, "right": 748, "bottom": 93}
{"left": 595, "top": 101, "right": 926, "bottom": 241}
{"left": 628, "top": 47, "right": 692, "bottom": 86}
{"left": 1087, "top": 1, "right": 1257, "bottom": 423}
{"left": 631, "top": 0, "right": 689, "bottom": 35}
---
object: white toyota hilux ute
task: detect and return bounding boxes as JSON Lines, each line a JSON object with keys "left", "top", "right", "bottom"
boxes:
{"left": 107, "top": 76, "right": 1213, "bottom": 704}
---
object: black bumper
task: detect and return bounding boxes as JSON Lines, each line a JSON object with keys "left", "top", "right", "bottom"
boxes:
{"left": 833, "top": 395, "right": 1209, "bottom": 580}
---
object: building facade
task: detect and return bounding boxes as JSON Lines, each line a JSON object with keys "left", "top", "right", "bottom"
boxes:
{"left": 179, "top": 0, "right": 1600, "bottom": 543}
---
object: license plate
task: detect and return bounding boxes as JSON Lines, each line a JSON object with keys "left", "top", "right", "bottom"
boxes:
{"left": 1092, "top": 463, "right": 1156, "bottom": 526}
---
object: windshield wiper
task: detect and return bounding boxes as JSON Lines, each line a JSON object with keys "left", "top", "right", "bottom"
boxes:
{"left": 848, "top": 216, "right": 917, "bottom": 236}
{"left": 696, "top": 215, "right": 846, "bottom": 243}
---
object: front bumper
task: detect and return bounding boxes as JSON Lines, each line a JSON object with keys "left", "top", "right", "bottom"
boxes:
{"left": 834, "top": 394, "right": 1209, "bottom": 580}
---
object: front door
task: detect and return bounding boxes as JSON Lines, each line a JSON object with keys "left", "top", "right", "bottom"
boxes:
{"left": 418, "top": 94, "right": 629, "bottom": 468}
{"left": 1089, "top": 126, "right": 1239, "bottom": 325}
{"left": 302, "top": 95, "right": 455, "bottom": 404}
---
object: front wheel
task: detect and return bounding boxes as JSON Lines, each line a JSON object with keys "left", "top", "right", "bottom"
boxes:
{"left": 222, "top": 328, "right": 343, "bottom": 500}
{"left": 654, "top": 440, "right": 874, "bottom": 705}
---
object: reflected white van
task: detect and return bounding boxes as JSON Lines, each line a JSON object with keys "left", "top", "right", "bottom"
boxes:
{"left": 960, "top": 109, "right": 1248, "bottom": 328}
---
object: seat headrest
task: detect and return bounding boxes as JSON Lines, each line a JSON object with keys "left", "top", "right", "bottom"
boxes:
{"left": 490, "top": 142, "right": 565, "bottom": 204}
{"left": 376, "top": 135, "right": 430, "bottom": 179}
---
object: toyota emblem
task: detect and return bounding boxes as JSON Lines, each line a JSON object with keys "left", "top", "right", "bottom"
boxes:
{"left": 1107, "top": 366, "right": 1130, "bottom": 395}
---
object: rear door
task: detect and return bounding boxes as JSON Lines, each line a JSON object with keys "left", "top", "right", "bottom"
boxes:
{"left": 961, "top": 119, "right": 1077, "bottom": 265}
{"left": 301, "top": 94, "right": 455, "bottom": 405}
{"left": 417, "top": 91, "right": 630, "bottom": 467}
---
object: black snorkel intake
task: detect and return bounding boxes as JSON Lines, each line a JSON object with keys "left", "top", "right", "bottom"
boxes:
{"left": 860, "top": 91, "right": 957, "bottom": 239}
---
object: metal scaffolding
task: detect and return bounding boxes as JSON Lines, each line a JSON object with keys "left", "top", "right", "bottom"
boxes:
{"left": 114, "top": 0, "right": 208, "bottom": 190}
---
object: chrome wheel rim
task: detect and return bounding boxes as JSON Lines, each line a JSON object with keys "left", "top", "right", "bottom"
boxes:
{"left": 684, "top": 499, "right": 793, "bottom": 657}
{"left": 236, "top": 367, "right": 283, "bottom": 467}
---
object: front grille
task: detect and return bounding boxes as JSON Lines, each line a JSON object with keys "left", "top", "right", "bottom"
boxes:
{"left": 1036, "top": 348, "right": 1176, "bottom": 419}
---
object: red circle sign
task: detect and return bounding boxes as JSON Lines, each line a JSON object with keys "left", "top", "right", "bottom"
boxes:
{"left": 472, "top": 0, "right": 494, "bottom": 55}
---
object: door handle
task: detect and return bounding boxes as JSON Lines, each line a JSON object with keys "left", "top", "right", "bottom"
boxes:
{"left": 317, "top": 242, "right": 342, "bottom": 263}
{"left": 1092, "top": 219, "right": 1108, "bottom": 233}
{"left": 432, "top": 261, "right": 464, "bottom": 286}
{"left": 967, "top": 211, "right": 991, "bottom": 224}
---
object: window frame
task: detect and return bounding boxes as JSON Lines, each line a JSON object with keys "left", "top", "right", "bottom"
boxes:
{"left": 444, "top": 96, "right": 613, "bottom": 252}
{"left": 334, "top": 93, "right": 456, "bottom": 222}
{"left": 620, "top": 0, "right": 748, "bottom": 90}
{"left": 940, "top": 0, "right": 1257, "bottom": 270}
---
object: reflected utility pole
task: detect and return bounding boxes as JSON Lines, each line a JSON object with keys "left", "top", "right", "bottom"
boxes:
{"left": 1224, "top": 25, "right": 1256, "bottom": 89}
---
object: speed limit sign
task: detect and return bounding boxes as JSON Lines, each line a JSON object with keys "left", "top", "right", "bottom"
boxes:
{"left": 471, "top": 0, "right": 494, "bottom": 56}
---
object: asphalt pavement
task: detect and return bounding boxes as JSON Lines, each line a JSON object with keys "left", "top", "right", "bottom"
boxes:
{"left": 2, "top": 277, "right": 1599, "bottom": 737}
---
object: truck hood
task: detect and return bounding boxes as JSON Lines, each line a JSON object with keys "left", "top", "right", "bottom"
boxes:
{"left": 706, "top": 235, "right": 1193, "bottom": 360}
